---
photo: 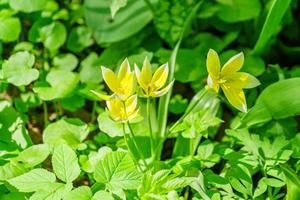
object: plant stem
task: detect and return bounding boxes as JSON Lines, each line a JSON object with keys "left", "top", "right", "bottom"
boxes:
{"left": 126, "top": 121, "right": 149, "bottom": 169}
{"left": 91, "top": 101, "right": 97, "bottom": 123}
{"left": 43, "top": 101, "right": 48, "bottom": 127}
{"left": 122, "top": 101, "right": 149, "bottom": 169}
{"left": 147, "top": 98, "right": 155, "bottom": 160}
{"left": 122, "top": 123, "right": 143, "bottom": 172}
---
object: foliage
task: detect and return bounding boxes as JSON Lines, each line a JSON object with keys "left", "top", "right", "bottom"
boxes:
{"left": 0, "top": 0, "right": 299, "bottom": 199}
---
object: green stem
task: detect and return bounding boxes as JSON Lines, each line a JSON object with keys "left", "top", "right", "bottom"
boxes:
{"left": 147, "top": 98, "right": 155, "bottom": 160}
{"left": 43, "top": 101, "right": 48, "bottom": 128}
{"left": 122, "top": 123, "right": 143, "bottom": 172}
{"left": 156, "top": 1, "right": 203, "bottom": 159}
{"left": 91, "top": 101, "right": 97, "bottom": 123}
{"left": 122, "top": 101, "right": 149, "bottom": 169}
{"left": 126, "top": 121, "right": 149, "bottom": 169}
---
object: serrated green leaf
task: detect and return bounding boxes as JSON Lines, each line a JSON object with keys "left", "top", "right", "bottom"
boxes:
{"left": 64, "top": 186, "right": 92, "bottom": 200}
{"left": 17, "top": 144, "right": 50, "bottom": 167}
{"left": 43, "top": 118, "right": 89, "bottom": 149}
{"left": 8, "top": 168, "right": 56, "bottom": 192}
{"left": 94, "top": 151, "right": 142, "bottom": 190}
{"left": 52, "top": 144, "right": 80, "bottom": 183}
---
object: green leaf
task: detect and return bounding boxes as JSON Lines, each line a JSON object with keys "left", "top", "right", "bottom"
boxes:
{"left": 2, "top": 51, "right": 39, "bottom": 86}
{"left": 241, "top": 78, "right": 300, "bottom": 127}
{"left": 52, "top": 143, "right": 80, "bottom": 183}
{"left": 153, "top": 0, "right": 196, "bottom": 46}
{"left": 217, "top": 0, "right": 261, "bottom": 23}
{"left": 0, "top": 16, "right": 21, "bottom": 42}
{"left": 9, "top": 0, "right": 47, "bottom": 13}
{"left": 65, "top": 186, "right": 92, "bottom": 200}
{"left": 43, "top": 118, "right": 89, "bottom": 150}
{"left": 92, "top": 190, "right": 114, "bottom": 200}
{"left": 67, "top": 26, "right": 93, "bottom": 53}
{"left": 17, "top": 144, "right": 50, "bottom": 167}
{"left": 61, "top": 94, "right": 85, "bottom": 112}
{"left": 30, "top": 183, "right": 72, "bottom": 200}
{"left": 39, "top": 21, "right": 67, "bottom": 52}
{"left": 84, "top": 0, "right": 153, "bottom": 44}
{"left": 53, "top": 53, "right": 78, "bottom": 71}
{"left": 0, "top": 161, "right": 27, "bottom": 181}
{"left": 97, "top": 112, "right": 124, "bottom": 137}
{"left": 33, "top": 70, "right": 79, "bottom": 101}
{"left": 253, "top": 0, "right": 292, "bottom": 55}
{"left": 110, "top": 0, "right": 128, "bottom": 19}
{"left": 79, "top": 52, "right": 102, "bottom": 84}
{"left": 8, "top": 168, "right": 56, "bottom": 192}
{"left": 94, "top": 151, "right": 142, "bottom": 190}
{"left": 281, "top": 165, "right": 300, "bottom": 200}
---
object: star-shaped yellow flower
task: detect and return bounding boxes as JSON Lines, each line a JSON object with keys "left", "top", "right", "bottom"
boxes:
{"left": 206, "top": 49, "right": 260, "bottom": 112}
{"left": 106, "top": 94, "right": 139, "bottom": 123}
{"left": 92, "top": 58, "right": 135, "bottom": 101}
{"left": 134, "top": 57, "right": 174, "bottom": 98}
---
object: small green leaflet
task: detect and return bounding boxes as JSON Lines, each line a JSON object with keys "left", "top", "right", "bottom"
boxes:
{"left": 52, "top": 144, "right": 80, "bottom": 183}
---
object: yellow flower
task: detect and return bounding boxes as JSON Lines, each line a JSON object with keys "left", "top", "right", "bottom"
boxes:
{"left": 206, "top": 49, "right": 260, "bottom": 112}
{"left": 106, "top": 95, "right": 139, "bottom": 123}
{"left": 134, "top": 57, "right": 174, "bottom": 98}
{"left": 92, "top": 58, "right": 135, "bottom": 101}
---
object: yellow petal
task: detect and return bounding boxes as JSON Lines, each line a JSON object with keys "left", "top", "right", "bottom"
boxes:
{"left": 141, "top": 57, "right": 152, "bottom": 85}
{"left": 125, "top": 94, "right": 138, "bottom": 113}
{"left": 207, "top": 49, "right": 221, "bottom": 78}
{"left": 221, "top": 52, "right": 244, "bottom": 76}
{"left": 90, "top": 90, "right": 111, "bottom": 101}
{"left": 151, "top": 80, "right": 174, "bottom": 97}
{"left": 117, "top": 58, "right": 130, "bottom": 81}
{"left": 221, "top": 83, "right": 247, "bottom": 112}
{"left": 151, "top": 63, "right": 168, "bottom": 90}
{"left": 135, "top": 64, "right": 146, "bottom": 90}
{"left": 101, "top": 66, "right": 119, "bottom": 93}
{"left": 227, "top": 72, "right": 260, "bottom": 89}
{"left": 207, "top": 75, "right": 219, "bottom": 93}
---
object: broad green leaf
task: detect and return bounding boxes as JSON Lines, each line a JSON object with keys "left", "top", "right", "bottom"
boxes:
{"left": 9, "top": 0, "right": 47, "bottom": 12}
{"left": 92, "top": 190, "right": 114, "bottom": 200}
{"left": 61, "top": 94, "right": 85, "bottom": 112}
{"left": 94, "top": 151, "right": 142, "bottom": 190}
{"left": 281, "top": 165, "right": 300, "bottom": 200}
{"left": 0, "top": 100, "right": 31, "bottom": 150}
{"left": 110, "top": 0, "right": 127, "bottom": 18}
{"left": 8, "top": 168, "right": 56, "bottom": 192}
{"left": 53, "top": 53, "right": 78, "bottom": 71}
{"left": 253, "top": 178, "right": 267, "bottom": 198}
{"left": 0, "top": 16, "right": 21, "bottom": 42}
{"left": 217, "top": 0, "right": 261, "bottom": 23}
{"left": 253, "top": 0, "right": 292, "bottom": 55}
{"left": 189, "top": 172, "right": 210, "bottom": 200}
{"left": 52, "top": 144, "right": 80, "bottom": 183}
{"left": 97, "top": 112, "right": 123, "bottom": 137}
{"left": 241, "top": 78, "right": 300, "bottom": 127}
{"left": 84, "top": 0, "right": 153, "bottom": 44}
{"left": 33, "top": 70, "right": 79, "bottom": 101}
{"left": 17, "top": 144, "right": 50, "bottom": 167}
{"left": 2, "top": 51, "right": 39, "bottom": 86}
{"left": 29, "top": 183, "right": 72, "bottom": 200}
{"left": 79, "top": 52, "right": 102, "bottom": 84}
{"left": 67, "top": 26, "right": 93, "bottom": 53}
{"left": 64, "top": 186, "right": 92, "bottom": 200}
{"left": 0, "top": 161, "right": 27, "bottom": 181}
{"left": 43, "top": 118, "right": 89, "bottom": 149}
{"left": 39, "top": 21, "right": 67, "bottom": 52}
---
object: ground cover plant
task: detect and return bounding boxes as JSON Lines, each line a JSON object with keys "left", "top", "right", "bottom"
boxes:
{"left": 0, "top": 0, "right": 300, "bottom": 199}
